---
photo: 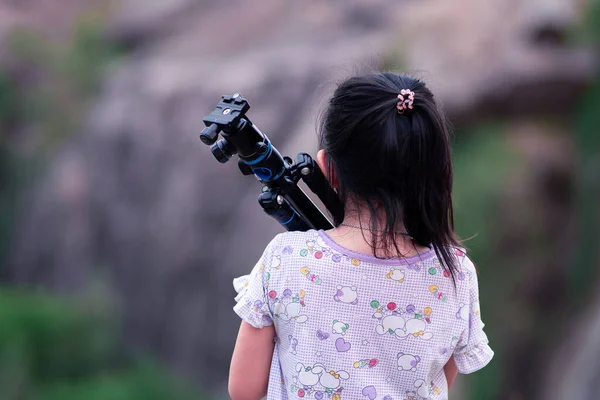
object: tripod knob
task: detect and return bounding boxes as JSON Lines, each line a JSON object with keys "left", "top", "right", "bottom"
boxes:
{"left": 210, "top": 138, "right": 237, "bottom": 163}
{"left": 200, "top": 124, "right": 220, "bottom": 145}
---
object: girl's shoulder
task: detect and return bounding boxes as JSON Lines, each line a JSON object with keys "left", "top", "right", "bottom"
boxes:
{"left": 268, "top": 229, "right": 322, "bottom": 250}
{"left": 450, "top": 246, "right": 475, "bottom": 271}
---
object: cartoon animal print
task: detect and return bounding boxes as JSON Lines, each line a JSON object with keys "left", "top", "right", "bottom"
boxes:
{"left": 375, "top": 314, "right": 405, "bottom": 336}
{"left": 371, "top": 301, "right": 433, "bottom": 340}
{"left": 298, "top": 232, "right": 361, "bottom": 266}
{"left": 397, "top": 352, "right": 421, "bottom": 372}
{"left": 296, "top": 362, "right": 324, "bottom": 387}
{"left": 272, "top": 255, "right": 281, "bottom": 270}
{"left": 301, "top": 233, "right": 331, "bottom": 261}
{"left": 387, "top": 268, "right": 405, "bottom": 283}
{"left": 440, "top": 335, "right": 465, "bottom": 355}
{"left": 405, "top": 390, "right": 418, "bottom": 400}
{"left": 401, "top": 318, "right": 433, "bottom": 340}
{"left": 412, "top": 379, "right": 440, "bottom": 399}
{"left": 289, "top": 335, "right": 299, "bottom": 355}
{"left": 300, "top": 267, "right": 323, "bottom": 285}
{"left": 271, "top": 289, "right": 308, "bottom": 323}
{"left": 332, "top": 320, "right": 349, "bottom": 335}
{"left": 315, "top": 235, "right": 329, "bottom": 250}
{"left": 291, "top": 363, "right": 348, "bottom": 399}
{"left": 319, "top": 368, "right": 350, "bottom": 393}
{"left": 274, "top": 301, "right": 308, "bottom": 323}
{"left": 456, "top": 303, "right": 469, "bottom": 321}
{"left": 334, "top": 286, "right": 358, "bottom": 304}
{"left": 307, "top": 234, "right": 332, "bottom": 255}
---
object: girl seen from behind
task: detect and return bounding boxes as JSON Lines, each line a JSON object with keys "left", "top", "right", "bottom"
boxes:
{"left": 229, "top": 72, "right": 494, "bottom": 400}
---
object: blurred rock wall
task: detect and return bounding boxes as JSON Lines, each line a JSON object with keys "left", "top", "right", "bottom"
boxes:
{"left": 3, "top": 0, "right": 598, "bottom": 398}
{"left": 5, "top": 0, "right": 406, "bottom": 395}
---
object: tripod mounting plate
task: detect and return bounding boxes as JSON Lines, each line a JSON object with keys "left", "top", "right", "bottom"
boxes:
{"left": 202, "top": 94, "right": 250, "bottom": 134}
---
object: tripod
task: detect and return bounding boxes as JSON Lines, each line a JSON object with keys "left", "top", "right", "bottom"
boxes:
{"left": 199, "top": 93, "right": 343, "bottom": 231}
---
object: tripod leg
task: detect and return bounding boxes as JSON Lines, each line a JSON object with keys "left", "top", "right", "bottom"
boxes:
{"left": 295, "top": 152, "right": 344, "bottom": 225}
{"left": 258, "top": 187, "right": 311, "bottom": 231}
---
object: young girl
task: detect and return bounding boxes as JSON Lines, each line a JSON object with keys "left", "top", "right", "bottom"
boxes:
{"left": 229, "top": 72, "right": 493, "bottom": 400}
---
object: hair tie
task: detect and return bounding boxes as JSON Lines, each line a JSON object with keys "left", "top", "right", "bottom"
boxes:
{"left": 396, "top": 89, "right": 415, "bottom": 114}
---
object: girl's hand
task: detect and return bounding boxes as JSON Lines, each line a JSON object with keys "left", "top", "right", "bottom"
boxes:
{"left": 229, "top": 321, "right": 275, "bottom": 400}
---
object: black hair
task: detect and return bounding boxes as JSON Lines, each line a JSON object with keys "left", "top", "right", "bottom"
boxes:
{"left": 318, "top": 72, "right": 462, "bottom": 278}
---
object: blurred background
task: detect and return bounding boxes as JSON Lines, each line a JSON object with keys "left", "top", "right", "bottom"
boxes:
{"left": 0, "top": 0, "right": 598, "bottom": 399}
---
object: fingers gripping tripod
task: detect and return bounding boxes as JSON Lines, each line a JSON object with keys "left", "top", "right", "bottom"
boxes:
{"left": 199, "top": 94, "right": 343, "bottom": 231}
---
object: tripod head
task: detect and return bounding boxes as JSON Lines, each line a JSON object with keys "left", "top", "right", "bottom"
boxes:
{"left": 199, "top": 94, "right": 343, "bottom": 231}
{"left": 200, "top": 93, "right": 255, "bottom": 161}
{"left": 200, "top": 93, "right": 288, "bottom": 181}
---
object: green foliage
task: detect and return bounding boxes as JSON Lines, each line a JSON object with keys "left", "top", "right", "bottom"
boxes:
{"left": 37, "top": 364, "right": 199, "bottom": 400}
{"left": 452, "top": 126, "right": 520, "bottom": 399}
{"left": 0, "top": 142, "right": 19, "bottom": 271}
{"left": 0, "top": 18, "right": 205, "bottom": 399}
{"left": 64, "top": 18, "right": 127, "bottom": 95}
{"left": 570, "top": 4, "right": 600, "bottom": 303}
{"left": 0, "top": 290, "right": 112, "bottom": 384}
{"left": 0, "top": 288, "right": 203, "bottom": 400}
{"left": 571, "top": 100, "right": 600, "bottom": 301}
{"left": 582, "top": 0, "right": 600, "bottom": 42}
{"left": 453, "top": 126, "right": 516, "bottom": 259}
{"left": 451, "top": 7, "right": 600, "bottom": 398}
{"left": 0, "top": 74, "right": 20, "bottom": 134}
{"left": 0, "top": 11, "right": 127, "bottom": 271}
{"left": 6, "top": 15, "right": 126, "bottom": 151}
{"left": 0, "top": 14, "right": 128, "bottom": 270}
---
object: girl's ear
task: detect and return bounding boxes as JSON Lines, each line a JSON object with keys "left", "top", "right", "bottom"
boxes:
{"left": 316, "top": 149, "right": 338, "bottom": 189}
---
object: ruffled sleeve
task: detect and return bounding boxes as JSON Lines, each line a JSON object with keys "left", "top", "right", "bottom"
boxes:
{"left": 232, "top": 236, "right": 279, "bottom": 329}
{"left": 453, "top": 256, "right": 495, "bottom": 374}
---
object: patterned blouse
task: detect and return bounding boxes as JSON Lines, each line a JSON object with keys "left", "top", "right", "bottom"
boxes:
{"left": 233, "top": 230, "right": 493, "bottom": 400}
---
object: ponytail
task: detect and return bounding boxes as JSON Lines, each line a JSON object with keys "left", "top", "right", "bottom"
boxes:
{"left": 319, "top": 72, "right": 462, "bottom": 279}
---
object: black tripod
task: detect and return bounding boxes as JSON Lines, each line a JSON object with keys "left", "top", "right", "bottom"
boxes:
{"left": 199, "top": 93, "right": 343, "bottom": 231}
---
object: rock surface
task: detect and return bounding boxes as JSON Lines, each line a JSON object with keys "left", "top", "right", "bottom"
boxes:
{"left": 5, "top": 0, "right": 596, "bottom": 397}
{"left": 7, "top": 0, "right": 403, "bottom": 394}
{"left": 396, "top": 0, "right": 595, "bottom": 123}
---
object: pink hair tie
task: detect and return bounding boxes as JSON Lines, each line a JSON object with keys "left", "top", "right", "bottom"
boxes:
{"left": 396, "top": 89, "right": 415, "bottom": 114}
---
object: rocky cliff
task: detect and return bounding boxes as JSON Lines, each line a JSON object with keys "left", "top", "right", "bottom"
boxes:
{"left": 4, "top": 0, "right": 597, "bottom": 397}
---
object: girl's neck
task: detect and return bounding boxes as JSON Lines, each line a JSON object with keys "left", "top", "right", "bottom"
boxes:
{"left": 325, "top": 214, "right": 430, "bottom": 259}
